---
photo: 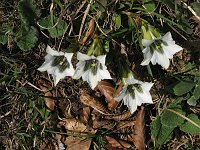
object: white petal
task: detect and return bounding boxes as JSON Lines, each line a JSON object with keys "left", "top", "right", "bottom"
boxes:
{"left": 162, "top": 43, "right": 183, "bottom": 59}
{"left": 53, "top": 68, "right": 67, "bottom": 86}
{"left": 77, "top": 52, "right": 92, "bottom": 61}
{"left": 116, "top": 87, "right": 127, "bottom": 101}
{"left": 124, "top": 94, "right": 137, "bottom": 113}
{"left": 37, "top": 59, "right": 53, "bottom": 72}
{"left": 97, "top": 67, "right": 112, "bottom": 80}
{"left": 142, "top": 39, "right": 153, "bottom": 47}
{"left": 96, "top": 55, "right": 106, "bottom": 65}
{"left": 73, "top": 62, "right": 85, "bottom": 79}
{"left": 125, "top": 75, "right": 136, "bottom": 85}
{"left": 141, "top": 82, "right": 154, "bottom": 92}
{"left": 162, "top": 32, "right": 173, "bottom": 42}
{"left": 82, "top": 70, "right": 90, "bottom": 81}
{"left": 141, "top": 47, "right": 153, "bottom": 66}
{"left": 64, "top": 53, "right": 74, "bottom": 62}
{"left": 63, "top": 65, "right": 75, "bottom": 77}
{"left": 46, "top": 45, "right": 63, "bottom": 56}
{"left": 88, "top": 70, "right": 98, "bottom": 89}
{"left": 151, "top": 51, "right": 158, "bottom": 65}
{"left": 154, "top": 51, "right": 170, "bottom": 69}
{"left": 135, "top": 90, "right": 153, "bottom": 106}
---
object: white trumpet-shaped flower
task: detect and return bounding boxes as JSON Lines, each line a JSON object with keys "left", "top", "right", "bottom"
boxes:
{"left": 116, "top": 76, "right": 153, "bottom": 113}
{"left": 73, "top": 52, "right": 112, "bottom": 89}
{"left": 37, "top": 45, "right": 75, "bottom": 86}
{"left": 141, "top": 32, "right": 183, "bottom": 69}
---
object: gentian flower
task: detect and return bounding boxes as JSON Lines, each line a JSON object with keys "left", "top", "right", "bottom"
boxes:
{"left": 141, "top": 32, "right": 183, "bottom": 69}
{"left": 73, "top": 52, "right": 112, "bottom": 89}
{"left": 37, "top": 45, "right": 75, "bottom": 86}
{"left": 116, "top": 76, "right": 153, "bottom": 113}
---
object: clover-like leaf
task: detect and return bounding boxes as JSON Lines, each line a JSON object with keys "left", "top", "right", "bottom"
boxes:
{"left": 16, "top": 26, "right": 38, "bottom": 51}
{"left": 39, "top": 15, "right": 68, "bottom": 38}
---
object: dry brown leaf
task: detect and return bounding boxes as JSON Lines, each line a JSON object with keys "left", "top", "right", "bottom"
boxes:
{"left": 64, "top": 136, "right": 91, "bottom": 150}
{"left": 92, "top": 119, "right": 115, "bottom": 129}
{"left": 105, "top": 136, "right": 132, "bottom": 149}
{"left": 97, "top": 81, "right": 123, "bottom": 110}
{"left": 59, "top": 118, "right": 87, "bottom": 133}
{"left": 38, "top": 78, "right": 56, "bottom": 111}
{"left": 129, "top": 106, "right": 145, "bottom": 150}
{"left": 44, "top": 92, "right": 55, "bottom": 111}
{"left": 58, "top": 99, "right": 71, "bottom": 118}
{"left": 81, "top": 18, "right": 95, "bottom": 45}
{"left": 104, "top": 111, "right": 132, "bottom": 121}
{"left": 116, "top": 120, "right": 135, "bottom": 130}
{"left": 80, "top": 105, "right": 91, "bottom": 124}
{"left": 80, "top": 93, "right": 111, "bottom": 115}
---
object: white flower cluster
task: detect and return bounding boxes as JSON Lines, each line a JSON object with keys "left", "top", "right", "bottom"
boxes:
{"left": 141, "top": 32, "right": 183, "bottom": 69}
{"left": 38, "top": 46, "right": 111, "bottom": 89}
{"left": 38, "top": 32, "right": 182, "bottom": 113}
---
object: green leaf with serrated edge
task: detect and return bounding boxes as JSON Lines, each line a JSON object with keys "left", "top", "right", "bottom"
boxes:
{"left": 143, "top": 0, "right": 156, "bottom": 12}
{"left": 18, "top": 0, "right": 41, "bottom": 26}
{"left": 151, "top": 116, "right": 174, "bottom": 146}
{"left": 161, "top": 105, "right": 185, "bottom": 127}
{"left": 16, "top": 26, "right": 38, "bottom": 51}
{"left": 179, "top": 114, "right": 200, "bottom": 134}
{"left": 0, "top": 33, "right": 7, "bottom": 45}
{"left": 191, "top": 2, "right": 200, "bottom": 16}
{"left": 39, "top": 15, "right": 68, "bottom": 38}
{"left": 187, "top": 81, "right": 200, "bottom": 106}
{"left": 172, "top": 79, "right": 195, "bottom": 96}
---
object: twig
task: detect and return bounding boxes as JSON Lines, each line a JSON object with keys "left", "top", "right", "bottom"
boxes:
{"left": 182, "top": 2, "right": 200, "bottom": 21}
{"left": 78, "top": 0, "right": 93, "bottom": 41}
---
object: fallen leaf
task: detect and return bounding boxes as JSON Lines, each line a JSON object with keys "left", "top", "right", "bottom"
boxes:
{"left": 92, "top": 118, "right": 115, "bottom": 129}
{"left": 97, "top": 81, "right": 122, "bottom": 110}
{"left": 116, "top": 120, "right": 135, "bottom": 130}
{"left": 38, "top": 77, "right": 55, "bottom": 111}
{"left": 59, "top": 118, "right": 87, "bottom": 133}
{"left": 58, "top": 99, "right": 72, "bottom": 118}
{"left": 64, "top": 136, "right": 91, "bottom": 150}
{"left": 80, "top": 105, "right": 91, "bottom": 124}
{"left": 105, "top": 136, "right": 132, "bottom": 149}
{"left": 129, "top": 106, "right": 145, "bottom": 150}
{"left": 44, "top": 92, "right": 55, "bottom": 111}
{"left": 104, "top": 111, "right": 132, "bottom": 121}
{"left": 80, "top": 93, "right": 111, "bottom": 115}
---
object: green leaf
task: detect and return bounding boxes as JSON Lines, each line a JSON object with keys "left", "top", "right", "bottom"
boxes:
{"left": 151, "top": 116, "right": 174, "bottom": 146}
{"left": 172, "top": 79, "right": 195, "bottom": 96}
{"left": 39, "top": 15, "right": 68, "bottom": 38}
{"left": 179, "top": 114, "right": 200, "bottom": 134}
{"left": 112, "top": 14, "right": 121, "bottom": 29}
{"left": 0, "top": 32, "right": 7, "bottom": 45}
{"left": 16, "top": 26, "right": 38, "bottom": 51}
{"left": 161, "top": 105, "right": 185, "bottom": 127}
{"left": 94, "top": 0, "right": 107, "bottom": 12}
{"left": 143, "top": 0, "right": 156, "bottom": 12}
{"left": 191, "top": 2, "right": 200, "bottom": 16}
{"left": 187, "top": 81, "right": 200, "bottom": 106}
{"left": 18, "top": 0, "right": 41, "bottom": 26}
